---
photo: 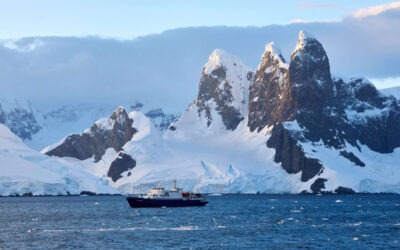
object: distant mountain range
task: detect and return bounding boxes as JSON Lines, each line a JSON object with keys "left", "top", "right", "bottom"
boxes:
{"left": 2, "top": 30, "right": 393, "bottom": 195}
{"left": 0, "top": 101, "right": 178, "bottom": 151}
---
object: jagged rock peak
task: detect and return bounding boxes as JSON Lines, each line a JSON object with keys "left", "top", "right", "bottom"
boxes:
{"left": 112, "top": 106, "right": 128, "bottom": 118}
{"left": 291, "top": 30, "right": 321, "bottom": 58}
{"left": 248, "top": 41, "right": 292, "bottom": 132}
{"left": 44, "top": 105, "right": 136, "bottom": 161}
{"left": 290, "top": 30, "right": 328, "bottom": 63}
{"left": 256, "top": 41, "right": 289, "bottom": 76}
{"left": 289, "top": 30, "right": 331, "bottom": 86}
{"left": 294, "top": 30, "right": 314, "bottom": 51}
{"left": 93, "top": 106, "right": 130, "bottom": 131}
{"left": 114, "top": 106, "right": 126, "bottom": 115}
{"left": 203, "top": 49, "right": 247, "bottom": 75}
{"left": 194, "top": 49, "right": 253, "bottom": 131}
{"left": 262, "top": 42, "right": 287, "bottom": 64}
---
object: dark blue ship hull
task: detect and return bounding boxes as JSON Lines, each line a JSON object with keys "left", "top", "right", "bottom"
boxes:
{"left": 126, "top": 197, "right": 208, "bottom": 208}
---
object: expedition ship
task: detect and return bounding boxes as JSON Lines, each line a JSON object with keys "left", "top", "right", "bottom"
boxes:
{"left": 126, "top": 180, "right": 208, "bottom": 208}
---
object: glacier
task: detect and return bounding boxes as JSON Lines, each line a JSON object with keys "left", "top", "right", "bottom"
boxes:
{"left": 0, "top": 123, "right": 118, "bottom": 196}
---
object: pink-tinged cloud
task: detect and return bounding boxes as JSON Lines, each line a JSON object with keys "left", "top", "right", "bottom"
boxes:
{"left": 352, "top": 1, "right": 400, "bottom": 19}
{"left": 296, "top": 2, "right": 347, "bottom": 11}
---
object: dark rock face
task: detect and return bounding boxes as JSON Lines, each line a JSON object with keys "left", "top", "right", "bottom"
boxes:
{"left": 247, "top": 31, "right": 400, "bottom": 183}
{"left": 335, "top": 186, "right": 356, "bottom": 194}
{"left": 248, "top": 43, "right": 291, "bottom": 132}
{"left": 267, "top": 124, "right": 323, "bottom": 182}
{"left": 0, "top": 105, "right": 6, "bottom": 124}
{"left": 4, "top": 107, "right": 41, "bottom": 140}
{"left": 45, "top": 107, "right": 136, "bottom": 161}
{"left": 196, "top": 66, "right": 244, "bottom": 130}
{"left": 286, "top": 35, "right": 400, "bottom": 154}
{"left": 80, "top": 191, "right": 97, "bottom": 196}
{"left": 107, "top": 152, "right": 136, "bottom": 182}
{"left": 340, "top": 151, "right": 365, "bottom": 167}
{"left": 310, "top": 178, "right": 327, "bottom": 194}
{"left": 0, "top": 103, "right": 42, "bottom": 140}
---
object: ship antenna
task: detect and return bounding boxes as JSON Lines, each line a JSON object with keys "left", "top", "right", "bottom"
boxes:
{"left": 173, "top": 178, "right": 177, "bottom": 190}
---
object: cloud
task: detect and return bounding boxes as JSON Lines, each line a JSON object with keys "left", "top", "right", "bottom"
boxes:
{"left": 370, "top": 76, "right": 400, "bottom": 89}
{"left": 288, "top": 19, "right": 341, "bottom": 24}
{"left": 296, "top": 2, "right": 347, "bottom": 11}
{"left": 2, "top": 38, "right": 44, "bottom": 52}
{"left": 0, "top": 3, "right": 399, "bottom": 112}
{"left": 351, "top": 1, "right": 400, "bottom": 19}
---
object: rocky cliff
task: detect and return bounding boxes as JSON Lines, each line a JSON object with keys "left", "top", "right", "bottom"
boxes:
{"left": 194, "top": 49, "right": 253, "bottom": 130}
{"left": 250, "top": 31, "right": 400, "bottom": 190}
{"left": 44, "top": 107, "right": 136, "bottom": 161}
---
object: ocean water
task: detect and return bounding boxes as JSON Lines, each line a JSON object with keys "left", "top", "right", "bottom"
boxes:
{"left": 1, "top": 194, "right": 400, "bottom": 249}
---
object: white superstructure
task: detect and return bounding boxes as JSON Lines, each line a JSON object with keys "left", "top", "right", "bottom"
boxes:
{"left": 138, "top": 180, "right": 205, "bottom": 201}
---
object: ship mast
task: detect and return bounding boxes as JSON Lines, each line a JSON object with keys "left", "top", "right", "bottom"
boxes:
{"left": 173, "top": 178, "right": 177, "bottom": 191}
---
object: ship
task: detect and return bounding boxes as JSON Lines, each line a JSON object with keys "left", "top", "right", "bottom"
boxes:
{"left": 126, "top": 180, "right": 208, "bottom": 208}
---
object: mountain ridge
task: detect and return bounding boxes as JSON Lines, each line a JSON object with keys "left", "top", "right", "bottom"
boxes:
{"left": 3, "top": 30, "right": 400, "bottom": 195}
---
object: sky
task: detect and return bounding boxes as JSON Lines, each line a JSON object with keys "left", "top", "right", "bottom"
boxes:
{"left": 0, "top": 1, "right": 399, "bottom": 112}
{"left": 0, "top": 0, "right": 397, "bottom": 39}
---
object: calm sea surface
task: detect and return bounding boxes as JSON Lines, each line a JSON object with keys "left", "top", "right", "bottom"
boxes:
{"left": 1, "top": 194, "right": 400, "bottom": 249}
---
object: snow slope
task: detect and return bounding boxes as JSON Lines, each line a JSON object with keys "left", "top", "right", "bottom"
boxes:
{"left": 61, "top": 104, "right": 400, "bottom": 194}
{"left": 70, "top": 110, "right": 302, "bottom": 194}
{"left": 0, "top": 124, "right": 117, "bottom": 196}
{"left": 0, "top": 99, "right": 179, "bottom": 151}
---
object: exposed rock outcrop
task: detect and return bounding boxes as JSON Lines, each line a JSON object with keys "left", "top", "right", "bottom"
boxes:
{"left": 334, "top": 186, "right": 356, "bottom": 194}
{"left": 0, "top": 103, "right": 41, "bottom": 140}
{"left": 0, "top": 105, "right": 5, "bottom": 124}
{"left": 195, "top": 49, "right": 253, "bottom": 130}
{"left": 246, "top": 31, "right": 400, "bottom": 182}
{"left": 310, "top": 178, "right": 327, "bottom": 194}
{"left": 44, "top": 107, "right": 136, "bottom": 161}
{"left": 248, "top": 42, "right": 290, "bottom": 132}
{"left": 267, "top": 124, "right": 323, "bottom": 182}
{"left": 107, "top": 151, "right": 136, "bottom": 182}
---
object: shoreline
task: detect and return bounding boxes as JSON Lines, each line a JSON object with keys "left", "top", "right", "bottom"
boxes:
{"left": 0, "top": 192, "right": 399, "bottom": 198}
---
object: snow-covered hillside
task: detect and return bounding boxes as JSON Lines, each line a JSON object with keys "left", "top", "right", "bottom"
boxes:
{"left": 0, "top": 100, "right": 178, "bottom": 151}
{"left": 0, "top": 124, "right": 117, "bottom": 196}
{"left": 48, "top": 109, "right": 302, "bottom": 194}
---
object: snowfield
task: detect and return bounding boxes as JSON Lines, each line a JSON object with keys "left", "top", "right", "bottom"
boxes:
{"left": 0, "top": 124, "right": 117, "bottom": 196}
{"left": 66, "top": 110, "right": 304, "bottom": 194}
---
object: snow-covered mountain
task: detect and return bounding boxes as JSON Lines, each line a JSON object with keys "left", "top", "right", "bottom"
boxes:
{"left": 0, "top": 123, "right": 117, "bottom": 196}
{"left": 44, "top": 107, "right": 136, "bottom": 161}
{"left": 0, "top": 99, "right": 41, "bottom": 141}
{"left": 40, "top": 31, "right": 400, "bottom": 194}
{"left": 0, "top": 100, "right": 178, "bottom": 151}
{"left": 41, "top": 31, "right": 400, "bottom": 194}
{"left": 3, "top": 30, "right": 400, "bottom": 195}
